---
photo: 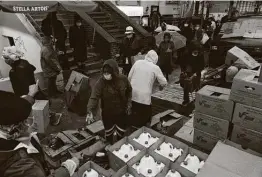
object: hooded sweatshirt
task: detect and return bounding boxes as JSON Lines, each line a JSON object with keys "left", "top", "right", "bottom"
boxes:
{"left": 87, "top": 59, "right": 132, "bottom": 116}
{"left": 128, "top": 50, "right": 167, "bottom": 105}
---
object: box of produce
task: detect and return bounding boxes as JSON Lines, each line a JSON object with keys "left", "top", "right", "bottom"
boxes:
{"left": 113, "top": 165, "right": 143, "bottom": 177}
{"left": 108, "top": 136, "right": 146, "bottom": 171}
{"left": 149, "top": 136, "right": 188, "bottom": 163}
{"left": 129, "top": 127, "right": 163, "bottom": 148}
{"left": 77, "top": 161, "right": 111, "bottom": 177}
{"left": 173, "top": 147, "right": 208, "bottom": 177}
{"left": 127, "top": 149, "right": 170, "bottom": 177}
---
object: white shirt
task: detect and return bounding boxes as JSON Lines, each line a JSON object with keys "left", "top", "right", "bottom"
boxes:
{"left": 128, "top": 54, "right": 167, "bottom": 105}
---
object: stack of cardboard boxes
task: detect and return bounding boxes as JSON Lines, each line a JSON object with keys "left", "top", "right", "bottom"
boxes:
{"left": 193, "top": 85, "right": 234, "bottom": 151}
{"left": 230, "top": 69, "right": 262, "bottom": 153}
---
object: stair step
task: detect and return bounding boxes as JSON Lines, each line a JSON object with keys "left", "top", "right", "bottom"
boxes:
{"left": 95, "top": 20, "right": 114, "bottom": 25}
{"left": 112, "top": 33, "right": 125, "bottom": 38}
{"left": 85, "top": 69, "right": 101, "bottom": 76}
{"left": 91, "top": 16, "right": 110, "bottom": 20}
{"left": 102, "top": 24, "right": 118, "bottom": 29}
{"left": 88, "top": 12, "right": 106, "bottom": 16}
{"left": 107, "top": 29, "right": 124, "bottom": 34}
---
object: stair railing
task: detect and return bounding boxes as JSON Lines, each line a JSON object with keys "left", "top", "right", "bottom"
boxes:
{"left": 16, "top": 13, "right": 43, "bottom": 46}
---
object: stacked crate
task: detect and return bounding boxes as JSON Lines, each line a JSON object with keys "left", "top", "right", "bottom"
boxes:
{"left": 229, "top": 69, "right": 262, "bottom": 153}
{"left": 193, "top": 85, "right": 234, "bottom": 151}
{"left": 152, "top": 84, "right": 196, "bottom": 116}
{"left": 108, "top": 127, "right": 209, "bottom": 177}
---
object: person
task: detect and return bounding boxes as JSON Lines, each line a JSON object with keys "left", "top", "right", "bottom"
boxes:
{"left": 120, "top": 26, "right": 141, "bottom": 75}
{"left": 86, "top": 59, "right": 132, "bottom": 144}
{"left": 158, "top": 32, "right": 176, "bottom": 81}
{"left": 41, "top": 12, "right": 68, "bottom": 69}
{"left": 2, "top": 46, "right": 36, "bottom": 97}
{"left": 0, "top": 83, "right": 80, "bottom": 177}
{"left": 160, "top": 22, "right": 167, "bottom": 32}
{"left": 193, "top": 24, "right": 203, "bottom": 42}
{"left": 41, "top": 36, "right": 63, "bottom": 98}
{"left": 150, "top": 11, "right": 161, "bottom": 32}
{"left": 180, "top": 20, "right": 193, "bottom": 46}
{"left": 221, "top": 9, "right": 228, "bottom": 24}
{"left": 69, "top": 15, "right": 88, "bottom": 69}
{"left": 128, "top": 50, "right": 167, "bottom": 128}
{"left": 180, "top": 41, "right": 205, "bottom": 105}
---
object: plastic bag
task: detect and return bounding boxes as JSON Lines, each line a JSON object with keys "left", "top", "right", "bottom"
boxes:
{"left": 201, "top": 33, "right": 209, "bottom": 45}
{"left": 56, "top": 73, "right": 64, "bottom": 92}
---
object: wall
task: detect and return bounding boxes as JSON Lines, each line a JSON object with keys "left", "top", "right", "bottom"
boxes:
{"left": 0, "top": 11, "right": 42, "bottom": 79}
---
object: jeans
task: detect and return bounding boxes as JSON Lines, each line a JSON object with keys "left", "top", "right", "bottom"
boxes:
{"left": 47, "top": 76, "right": 58, "bottom": 98}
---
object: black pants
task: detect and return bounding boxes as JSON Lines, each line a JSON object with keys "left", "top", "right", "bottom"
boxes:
{"left": 102, "top": 112, "right": 127, "bottom": 144}
{"left": 47, "top": 76, "right": 58, "bottom": 98}
{"left": 131, "top": 101, "right": 152, "bottom": 128}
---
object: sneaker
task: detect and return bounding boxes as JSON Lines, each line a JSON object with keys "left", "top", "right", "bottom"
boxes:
{"left": 50, "top": 113, "right": 62, "bottom": 126}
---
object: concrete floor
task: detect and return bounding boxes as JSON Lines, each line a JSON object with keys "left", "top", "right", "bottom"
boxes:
{"left": 45, "top": 67, "right": 181, "bottom": 136}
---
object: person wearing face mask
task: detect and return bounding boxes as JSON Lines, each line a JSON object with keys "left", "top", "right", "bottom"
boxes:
{"left": 0, "top": 83, "right": 80, "bottom": 177}
{"left": 128, "top": 50, "right": 167, "bottom": 129}
{"left": 180, "top": 20, "right": 193, "bottom": 46}
{"left": 193, "top": 24, "right": 203, "bottom": 42}
{"left": 120, "top": 26, "right": 141, "bottom": 76}
{"left": 69, "top": 15, "right": 88, "bottom": 70}
{"left": 86, "top": 59, "right": 132, "bottom": 144}
{"left": 158, "top": 32, "right": 176, "bottom": 81}
{"left": 180, "top": 41, "right": 205, "bottom": 105}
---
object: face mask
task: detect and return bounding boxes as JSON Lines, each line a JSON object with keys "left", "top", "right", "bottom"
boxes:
{"left": 195, "top": 27, "right": 200, "bottom": 30}
{"left": 103, "top": 73, "right": 112, "bottom": 80}
{"left": 76, "top": 22, "right": 81, "bottom": 27}
{"left": 126, "top": 34, "right": 133, "bottom": 39}
{"left": 192, "top": 52, "right": 199, "bottom": 57}
{"left": 184, "top": 24, "right": 189, "bottom": 27}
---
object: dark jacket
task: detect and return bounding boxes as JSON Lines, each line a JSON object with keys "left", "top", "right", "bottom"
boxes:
{"left": 69, "top": 24, "right": 88, "bottom": 62}
{"left": 0, "top": 91, "right": 70, "bottom": 177}
{"left": 9, "top": 59, "right": 36, "bottom": 97}
{"left": 40, "top": 37, "right": 62, "bottom": 78}
{"left": 181, "top": 50, "right": 205, "bottom": 76}
{"left": 87, "top": 59, "right": 132, "bottom": 116}
{"left": 120, "top": 35, "right": 141, "bottom": 64}
{"left": 41, "top": 17, "right": 67, "bottom": 51}
{"left": 158, "top": 41, "right": 176, "bottom": 74}
{"left": 180, "top": 27, "right": 193, "bottom": 45}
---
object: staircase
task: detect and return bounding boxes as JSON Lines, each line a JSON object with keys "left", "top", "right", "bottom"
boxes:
{"left": 26, "top": 11, "right": 103, "bottom": 75}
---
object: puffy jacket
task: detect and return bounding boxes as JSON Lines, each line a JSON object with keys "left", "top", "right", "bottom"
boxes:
{"left": 87, "top": 59, "right": 132, "bottom": 116}
{"left": 128, "top": 50, "right": 167, "bottom": 105}
{"left": 40, "top": 37, "right": 62, "bottom": 78}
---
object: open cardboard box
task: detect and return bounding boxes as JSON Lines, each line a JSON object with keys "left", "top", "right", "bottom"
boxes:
{"left": 127, "top": 149, "right": 170, "bottom": 177}
{"left": 149, "top": 136, "right": 189, "bottom": 163}
{"left": 77, "top": 161, "right": 111, "bottom": 177}
{"left": 172, "top": 147, "right": 208, "bottom": 177}
{"left": 108, "top": 136, "right": 146, "bottom": 171}
{"left": 113, "top": 165, "right": 143, "bottom": 177}
{"left": 128, "top": 127, "right": 163, "bottom": 148}
{"left": 62, "top": 130, "right": 93, "bottom": 145}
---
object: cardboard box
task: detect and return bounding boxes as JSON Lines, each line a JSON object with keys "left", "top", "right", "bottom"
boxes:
{"left": 231, "top": 125, "right": 262, "bottom": 154}
{"left": 233, "top": 103, "right": 262, "bottom": 133}
{"left": 129, "top": 127, "right": 163, "bottom": 148}
{"left": 113, "top": 165, "right": 143, "bottom": 177}
{"left": 225, "top": 46, "right": 260, "bottom": 69}
{"left": 151, "top": 111, "right": 185, "bottom": 136}
{"left": 149, "top": 136, "right": 189, "bottom": 163}
{"left": 205, "top": 141, "right": 262, "bottom": 177}
{"left": 194, "top": 112, "right": 229, "bottom": 138}
{"left": 65, "top": 71, "right": 89, "bottom": 93}
{"left": 77, "top": 161, "right": 111, "bottom": 177}
{"left": 174, "top": 125, "right": 194, "bottom": 145}
{"left": 86, "top": 120, "right": 104, "bottom": 135}
{"left": 173, "top": 147, "right": 208, "bottom": 177}
{"left": 230, "top": 69, "right": 262, "bottom": 109}
{"left": 127, "top": 149, "right": 170, "bottom": 177}
{"left": 108, "top": 136, "right": 146, "bottom": 171}
{"left": 62, "top": 130, "right": 93, "bottom": 145}
{"left": 195, "top": 85, "right": 234, "bottom": 121}
{"left": 31, "top": 100, "right": 49, "bottom": 133}
{"left": 193, "top": 129, "right": 222, "bottom": 151}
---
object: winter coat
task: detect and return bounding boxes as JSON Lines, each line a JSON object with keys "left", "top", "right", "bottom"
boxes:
{"left": 87, "top": 59, "right": 132, "bottom": 116}
{"left": 9, "top": 59, "right": 36, "bottom": 97}
{"left": 69, "top": 25, "right": 88, "bottom": 63}
{"left": 180, "top": 27, "right": 193, "bottom": 45}
{"left": 158, "top": 41, "right": 176, "bottom": 74}
{"left": 128, "top": 50, "right": 167, "bottom": 105}
{"left": 181, "top": 50, "right": 205, "bottom": 77}
{"left": 40, "top": 37, "right": 62, "bottom": 78}
{"left": 120, "top": 35, "right": 141, "bottom": 64}
{"left": 41, "top": 18, "right": 67, "bottom": 51}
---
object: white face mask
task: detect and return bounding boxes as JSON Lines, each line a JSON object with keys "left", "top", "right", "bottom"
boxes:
{"left": 76, "top": 22, "right": 81, "bottom": 27}
{"left": 195, "top": 27, "right": 200, "bottom": 30}
{"left": 126, "top": 34, "right": 133, "bottom": 39}
{"left": 103, "top": 73, "right": 112, "bottom": 80}
{"left": 184, "top": 24, "right": 189, "bottom": 27}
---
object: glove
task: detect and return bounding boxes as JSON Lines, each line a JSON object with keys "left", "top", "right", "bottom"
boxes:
{"left": 61, "top": 157, "right": 79, "bottom": 176}
{"left": 86, "top": 112, "right": 95, "bottom": 125}
{"left": 28, "top": 80, "right": 39, "bottom": 97}
{"left": 126, "top": 104, "right": 132, "bottom": 116}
